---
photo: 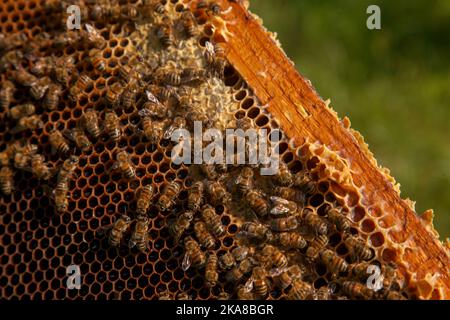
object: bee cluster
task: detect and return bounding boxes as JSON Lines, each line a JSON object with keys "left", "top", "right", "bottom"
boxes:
{"left": 0, "top": 0, "right": 408, "bottom": 300}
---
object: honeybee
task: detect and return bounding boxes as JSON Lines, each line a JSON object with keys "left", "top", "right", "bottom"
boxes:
{"left": 217, "top": 291, "right": 230, "bottom": 300}
{"left": 53, "top": 181, "right": 69, "bottom": 213}
{"left": 155, "top": 17, "right": 174, "bottom": 48}
{"left": 274, "top": 232, "right": 307, "bottom": 249}
{"left": 341, "top": 281, "right": 374, "bottom": 300}
{"left": 129, "top": 215, "right": 150, "bottom": 252}
{"left": 313, "top": 286, "right": 334, "bottom": 300}
{"left": 275, "top": 161, "right": 293, "bottom": 186}
{"left": 69, "top": 74, "right": 93, "bottom": 101}
{"left": 226, "top": 256, "right": 255, "bottom": 283}
{"left": 326, "top": 207, "right": 351, "bottom": 232}
{"left": 381, "top": 290, "right": 407, "bottom": 300}
{"left": 52, "top": 56, "right": 75, "bottom": 86}
{"left": 183, "top": 236, "right": 206, "bottom": 270}
{"left": 30, "top": 77, "right": 51, "bottom": 100}
{"left": 84, "top": 23, "right": 107, "bottom": 49}
{"left": 158, "top": 291, "right": 172, "bottom": 300}
{"left": 245, "top": 189, "right": 269, "bottom": 217}
{"left": 180, "top": 67, "right": 206, "bottom": 85}
{"left": 8, "top": 103, "right": 35, "bottom": 120}
{"left": 235, "top": 117, "right": 253, "bottom": 131}
{"left": 270, "top": 216, "right": 298, "bottom": 232}
{"left": 194, "top": 221, "right": 215, "bottom": 249}
{"left": 249, "top": 267, "right": 269, "bottom": 298}
{"left": 11, "top": 115, "right": 44, "bottom": 134}
{"left": 262, "top": 245, "right": 288, "bottom": 269}
{"left": 89, "top": 48, "right": 106, "bottom": 72}
{"left": 219, "top": 252, "right": 236, "bottom": 270}
{"left": 157, "top": 181, "right": 180, "bottom": 211}
{"left": 187, "top": 181, "right": 204, "bottom": 212}
{"left": 30, "top": 57, "right": 53, "bottom": 77}
{"left": 141, "top": 116, "right": 169, "bottom": 144}
{"left": 288, "top": 279, "right": 313, "bottom": 300}
{"left": 108, "top": 214, "right": 132, "bottom": 247}
{"left": 236, "top": 284, "right": 254, "bottom": 300}
{"left": 155, "top": 66, "right": 181, "bottom": 87}
{"left": 201, "top": 205, "right": 225, "bottom": 237}
{"left": 181, "top": 11, "right": 197, "bottom": 38}
{"left": 347, "top": 261, "right": 373, "bottom": 281}
{"left": 136, "top": 185, "right": 154, "bottom": 216}
{"left": 43, "top": 83, "right": 62, "bottom": 110}
{"left": 152, "top": 1, "right": 166, "bottom": 14}
{"left": 235, "top": 166, "right": 253, "bottom": 195}
{"left": 57, "top": 156, "right": 79, "bottom": 185}
{"left": 293, "top": 171, "right": 316, "bottom": 194}
{"left": 30, "top": 154, "right": 52, "bottom": 180}
{"left": 274, "top": 186, "right": 305, "bottom": 203}
{"left": 163, "top": 116, "right": 186, "bottom": 141}
{"left": 170, "top": 210, "right": 194, "bottom": 243}
{"left": 141, "top": 90, "right": 167, "bottom": 119}
{"left": 204, "top": 41, "right": 227, "bottom": 78}
{"left": 302, "top": 208, "right": 328, "bottom": 235}
{"left": 53, "top": 30, "right": 83, "bottom": 48}
{"left": 0, "top": 32, "right": 27, "bottom": 51}
{"left": 381, "top": 263, "right": 400, "bottom": 292}
{"left": 112, "top": 150, "right": 136, "bottom": 179}
{"left": 64, "top": 127, "right": 92, "bottom": 152}
{"left": 199, "top": 165, "right": 219, "bottom": 180}
{"left": 81, "top": 110, "right": 101, "bottom": 139}
{"left": 320, "top": 249, "right": 348, "bottom": 275}
{"left": 205, "top": 252, "right": 219, "bottom": 287}
{"left": 104, "top": 111, "right": 122, "bottom": 142}
{"left": 270, "top": 196, "right": 299, "bottom": 216}
{"left": 205, "top": 180, "right": 231, "bottom": 206}
{"left": 10, "top": 68, "right": 38, "bottom": 87}
{"left": 0, "top": 166, "right": 14, "bottom": 195}
{"left": 106, "top": 81, "right": 125, "bottom": 107}
{"left": 305, "top": 234, "right": 329, "bottom": 260}
{"left": 0, "top": 80, "right": 15, "bottom": 112}
{"left": 240, "top": 221, "right": 272, "bottom": 242}
{"left": 176, "top": 292, "right": 192, "bottom": 300}
{"left": 270, "top": 264, "right": 303, "bottom": 290}
{"left": 344, "top": 235, "right": 374, "bottom": 261}
{"left": 121, "top": 80, "right": 140, "bottom": 109}
{"left": 48, "top": 130, "right": 70, "bottom": 155}
{"left": 13, "top": 152, "right": 30, "bottom": 170}
{"left": 232, "top": 245, "right": 251, "bottom": 262}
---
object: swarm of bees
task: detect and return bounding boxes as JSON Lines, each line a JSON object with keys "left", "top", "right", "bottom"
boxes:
{"left": 0, "top": 0, "right": 408, "bottom": 301}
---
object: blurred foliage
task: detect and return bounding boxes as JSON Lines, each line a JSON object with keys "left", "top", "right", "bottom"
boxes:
{"left": 250, "top": 0, "right": 450, "bottom": 237}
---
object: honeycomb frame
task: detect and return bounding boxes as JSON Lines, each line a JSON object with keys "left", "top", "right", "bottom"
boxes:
{"left": 0, "top": 0, "right": 448, "bottom": 300}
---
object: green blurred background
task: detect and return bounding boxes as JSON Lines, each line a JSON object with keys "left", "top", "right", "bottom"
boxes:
{"left": 250, "top": 0, "right": 450, "bottom": 238}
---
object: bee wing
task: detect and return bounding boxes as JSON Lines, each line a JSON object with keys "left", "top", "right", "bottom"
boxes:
{"left": 85, "top": 23, "right": 97, "bottom": 36}
{"left": 138, "top": 108, "right": 153, "bottom": 118}
{"left": 163, "top": 124, "right": 176, "bottom": 140}
{"left": 270, "top": 196, "right": 290, "bottom": 205}
{"left": 270, "top": 204, "right": 290, "bottom": 215}
{"left": 269, "top": 267, "right": 287, "bottom": 278}
{"left": 243, "top": 277, "right": 254, "bottom": 293}
{"left": 205, "top": 41, "right": 215, "bottom": 55}
{"left": 145, "top": 90, "right": 161, "bottom": 105}
{"left": 182, "top": 252, "right": 191, "bottom": 271}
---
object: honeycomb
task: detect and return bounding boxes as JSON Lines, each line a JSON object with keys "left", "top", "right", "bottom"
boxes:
{"left": 0, "top": 0, "right": 448, "bottom": 300}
